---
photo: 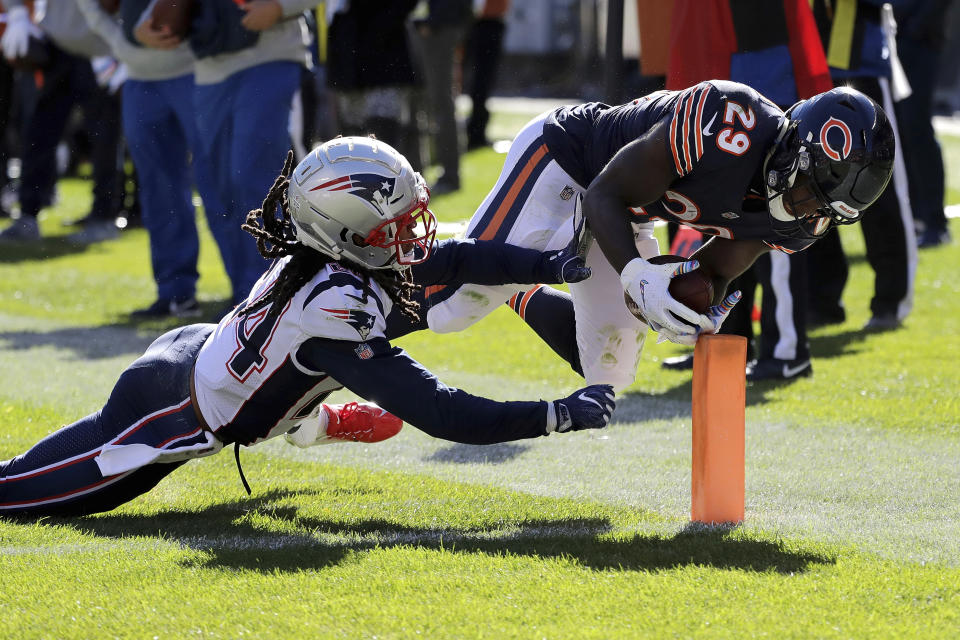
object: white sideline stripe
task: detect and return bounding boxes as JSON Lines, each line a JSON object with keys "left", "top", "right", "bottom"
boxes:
{"left": 947, "top": 204, "right": 960, "bottom": 219}
{"left": 0, "top": 523, "right": 612, "bottom": 555}
{"left": 436, "top": 221, "right": 468, "bottom": 236}
{"left": 933, "top": 115, "right": 960, "bottom": 137}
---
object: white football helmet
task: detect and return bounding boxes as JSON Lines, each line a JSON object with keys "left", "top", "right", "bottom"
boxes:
{"left": 287, "top": 137, "right": 437, "bottom": 270}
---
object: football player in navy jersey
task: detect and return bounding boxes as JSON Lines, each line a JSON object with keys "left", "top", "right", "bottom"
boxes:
{"left": 427, "top": 81, "right": 896, "bottom": 391}
{"left": 0, "top": 137, "right": 614, "bottom": 518}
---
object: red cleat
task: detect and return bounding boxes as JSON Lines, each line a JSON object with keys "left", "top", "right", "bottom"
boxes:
{"left": 323, "top": 402, "right": 403, "bottom": 443}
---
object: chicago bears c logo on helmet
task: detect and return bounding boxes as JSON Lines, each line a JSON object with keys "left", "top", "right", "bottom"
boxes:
{"left": 819, "top": 117, "right": 853, "bottom": 161}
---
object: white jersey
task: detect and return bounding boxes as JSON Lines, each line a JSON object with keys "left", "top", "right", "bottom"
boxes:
{"left": 193, "top": 257, "right": 392, "bottom": 445}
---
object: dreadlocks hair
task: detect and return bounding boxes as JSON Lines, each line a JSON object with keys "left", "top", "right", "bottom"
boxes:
{"left": 237, "top": 149, "right": 422, "bottom": 323}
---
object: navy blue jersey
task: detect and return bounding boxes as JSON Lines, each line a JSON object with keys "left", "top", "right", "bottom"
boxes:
{"left": 384, "top": 238, "right": 559, "bottom": 338}
{"left": 543, "top": 80, "right": 815, "bottom": 253}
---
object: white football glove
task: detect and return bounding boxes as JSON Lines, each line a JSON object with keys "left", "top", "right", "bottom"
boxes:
{"left": 620, "top": 257, "right": 712, "bottom": 343}
{"left": 652, "top": 290, "right": 743, "bottom": 346}
{"left": 1, "top": 6, "right": 41, "bottom": 60}
{"left": 703, "top": 290, "right": 742, "bottom": 334}
{"left": 91, "top": 57, "right": 128, "bottom": 95}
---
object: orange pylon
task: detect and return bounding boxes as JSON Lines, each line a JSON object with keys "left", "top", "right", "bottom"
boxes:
{"left": 691, "top": 334, "right": 747, "bottom": 524}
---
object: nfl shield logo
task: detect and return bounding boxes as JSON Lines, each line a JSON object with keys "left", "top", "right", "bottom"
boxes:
{"left": 354, "top": 343, "right": 374, "bottom": 359}
{"left": 560, "top": 186, "right": 575, "bottom": 201}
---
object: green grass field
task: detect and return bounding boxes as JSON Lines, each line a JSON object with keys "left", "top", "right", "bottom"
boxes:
{"left": 0, "top": 114, "right": 958, "bottom": 638}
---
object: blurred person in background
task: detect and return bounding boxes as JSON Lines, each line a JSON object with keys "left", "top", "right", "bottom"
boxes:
{"left": 893, "top": 0, "right": 953, "bottom": 248}
{"left": 325, "top": 0, "right": 419, "bottom": 151}
{"left": 409, "top": 0, "right": 473, "bottom": 194}
{"left": 78, "top": 0, "right": 227, "bottom": 319}
{"left": 805, "top": 0, "right": 917, "bottom": 331}
{"left": 0, "top": 0, "right": 126, "bottom": 243}
{"left": 136, "top": 0, "right": 317, "bottom": 315}
{"left": 463, "top": 0, "right": 509, "bottom": 151}
{"left": 0, "top": 53, "right": 14, "bottom": 219}
{"left": 932, "top": 0, "right": 960, "bottom": 114}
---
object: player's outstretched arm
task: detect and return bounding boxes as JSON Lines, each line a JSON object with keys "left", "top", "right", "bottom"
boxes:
{"left": 582, "top": 119, "right": 676, "bottom": 272}
{"left": 411, "top": 238, "right": 590, "bottom": 289}
{"left": 296, "top": 337, "right": 615, "bottom": 444}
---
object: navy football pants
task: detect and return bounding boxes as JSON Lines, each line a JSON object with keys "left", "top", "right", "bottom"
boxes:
{"left": 0, "top": 325, "right": 215, "bottom": 517}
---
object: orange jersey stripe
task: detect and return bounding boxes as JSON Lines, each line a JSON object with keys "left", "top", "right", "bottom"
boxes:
{"left": 681, "top": 90, "right": 695, "bottom": 174}
{"left": 477, "top": 144, "right": 549, "bottom": 242}
{"left": 693, "top": 85, "right": 710, "bottom": 160}
{"left": 669, "top": 99, "right": 684, "bottom": 176}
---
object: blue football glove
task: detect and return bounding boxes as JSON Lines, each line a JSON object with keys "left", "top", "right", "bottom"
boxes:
{"left": 544, "top": 247, "right": 592, "bottom": 283}
{"left": 543, "top": 203, "right": 592, "bottom": 283}
{"left": 549, "top": 384, "right": 616, "bottom": 433}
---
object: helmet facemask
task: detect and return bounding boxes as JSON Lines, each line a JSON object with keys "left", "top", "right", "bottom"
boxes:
{"left": 766, "top": 134, "right": 855, "bottom": 239}
{"left": 361, "top": 182, "right": 437, "bottom": 269}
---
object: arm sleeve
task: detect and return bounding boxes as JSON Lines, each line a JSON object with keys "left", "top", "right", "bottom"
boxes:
{"left": 77, "top": 0, "right": 131, "bottom": 55}
{"left": 411, "top": 238, "right": 559, "bottom": 288}
{"left": 296, "top": 336, "right": 551, "bottom": 445}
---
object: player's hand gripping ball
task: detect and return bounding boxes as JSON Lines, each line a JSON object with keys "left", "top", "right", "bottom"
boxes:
{"left": 623, "top": 254, "right": 714, "bottom": 323}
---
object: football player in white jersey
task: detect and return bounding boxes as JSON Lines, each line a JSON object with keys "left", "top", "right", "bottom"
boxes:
{"left": 0, "top": 137, "right": 614, "bottom": 517}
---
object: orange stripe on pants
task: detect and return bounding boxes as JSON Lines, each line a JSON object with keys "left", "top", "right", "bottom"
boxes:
{"left": 477, "top": 144, "right": 548, "bottom": 242}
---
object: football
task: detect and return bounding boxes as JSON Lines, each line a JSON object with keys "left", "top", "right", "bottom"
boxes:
{"left": 624, "top": 254, "right": 714, "bottom": 323}
{"left": 150, "top": 0, "right": 195, "bottom": 39}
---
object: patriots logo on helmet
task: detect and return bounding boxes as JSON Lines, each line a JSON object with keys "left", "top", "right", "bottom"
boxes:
{"left": 321, "top": 307, "right": 377, "bottom": 339}
{"left": 309, "top": 173, "right": 400, "bottom": 214}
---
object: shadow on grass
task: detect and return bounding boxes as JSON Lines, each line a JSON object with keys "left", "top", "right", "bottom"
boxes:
{"left": 616, "top": 378, "right": 792, "bottom": 423}
{"left": 0, "top": 235, "right": 89, "bottom": 263}
{"left": 0, "top": 324, "right": 156, "bottom": 360}
{"left": 0, "top": 305, "right": 228, "bottom": 360}
{"left": 45, "top": 488, "right": 834, "bottom": 575}
{"left": 809, "top": 327, "right": 874, "bottom": 360}
{"left": 425, "top": 442, "right": 531, "bottom": 464}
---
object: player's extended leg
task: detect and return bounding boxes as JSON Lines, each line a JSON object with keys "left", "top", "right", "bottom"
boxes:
{"left": 506, "top": 286, "right": 583, "bottom": 376}
{"left": 0, "top": 325, "right": 218, "bottom": 517}
{"left": 568, "top": 225, "right": 660, "bottom": 391}
{"left": 0, "top": 411, "right": 193, "bottom": 518}
{"left": 426, "top": 111, "right": 581, "bottom": 333}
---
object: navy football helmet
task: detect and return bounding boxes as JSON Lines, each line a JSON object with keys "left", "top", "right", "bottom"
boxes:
{"left": 764, "top": 87, "right": 895, "bottom": 239}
